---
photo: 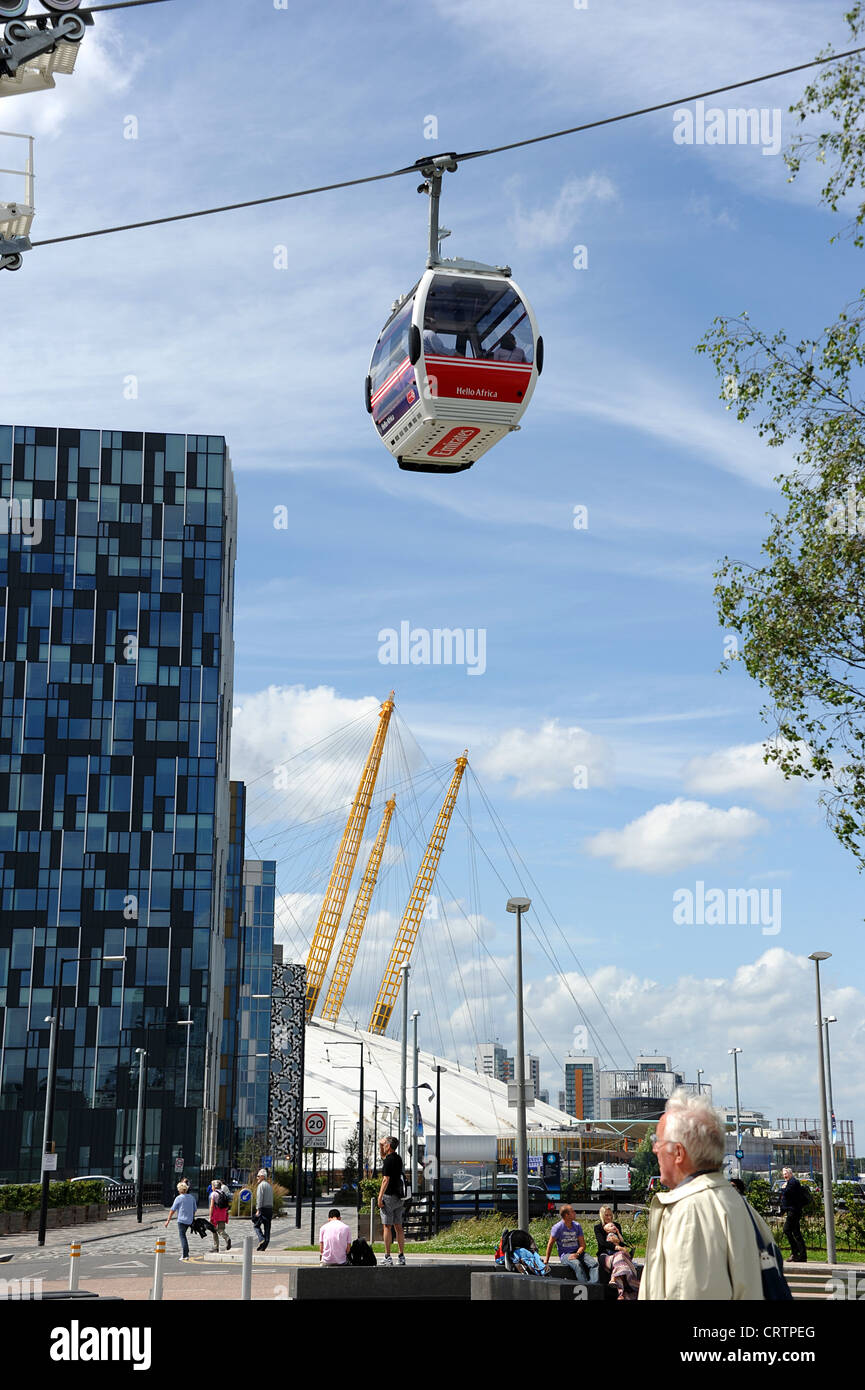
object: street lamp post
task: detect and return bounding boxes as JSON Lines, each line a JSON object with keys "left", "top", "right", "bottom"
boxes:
{"left": 507, "top": 896, "right": 531, "bottom": 1234}
{"left": 434, "top": 1065, "right": 446, "bottom": 1235}
{"left": 823, "top": 1015, "right": 838, "bottom": 1184}
{"left": 173, "top": 1016, "right": 193, "bottom": 1108}
{"left": 37, "top": 953, "right": 125, "bottom": 1247}
{"left": 809, "top": 953, "right": 837, "bottom": 1263}
{"left": 411, "top": 1010, "right": 420, "bottom": 1197}
{"left": 134, "top": 1047, "right": 147, "bottom": 1224}
{"left": 399, "top": 963, "right": 409, "bottom": 1168}
{"left": 326, "top": 1041, "right": 364, "bottom": 1216}
{"left": 728, "top": 1048, "right": 743, "bottom": 1179}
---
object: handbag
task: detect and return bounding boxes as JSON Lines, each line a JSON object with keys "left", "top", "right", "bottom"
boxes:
{"left": 741, "top": 1198, "right": 793, "bottom": 1300}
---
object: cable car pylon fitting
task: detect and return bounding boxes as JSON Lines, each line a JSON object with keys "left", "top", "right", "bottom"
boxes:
{"left": 0, "top": 3, "right": 91, "bottom": 100}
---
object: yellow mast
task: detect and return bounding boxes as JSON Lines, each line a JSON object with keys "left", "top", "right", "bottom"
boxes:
{"left": 321, "top": 796, "right": 396, "bottom": 1023}
{"left": 304, "top": 692, "right": 395, "bottom": 1018}
{"left": 368, "top": 751, "right": 468, "bottom": 1036}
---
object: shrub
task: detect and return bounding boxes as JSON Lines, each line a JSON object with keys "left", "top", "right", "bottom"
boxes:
{"left": 360, "top": 1178, "right": 380, "bottom": 1207}
{"left": 745, "top": 1178, "right": 771, "bottom": 1216}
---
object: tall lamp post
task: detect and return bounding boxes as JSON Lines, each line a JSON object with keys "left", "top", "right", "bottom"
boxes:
{"left": 399, "top": 963, "right": 409, "bottom": 1168}
{"left": 728, "top": 1048, "right": 743, "bottom": 1179}
{"left": 809, "top": 952, "right": 837, "bottom": 1263}
{"left": 823, "top": 1015, "right": 838, "bottom": 1184}
{"left": 134, "top": 1046, "right": 147, "bottom": 1224}
{"left": 434, "top": 1065, "right": 446, "bottom": 1234}
{"left": 37, "top": 953, "right": 125, "bottom": 1247}
{"left": 326, "top": 1041, "right": 365, "bottom": 1216}
{"left": 173, "top": 1016, "right": 193, "bottom": 1109}
{"left": 507, "top": 896, "right": 531, "bottom": 1233}
{"left": 410, "top": 1009, "right": 420, "bottom": 1196}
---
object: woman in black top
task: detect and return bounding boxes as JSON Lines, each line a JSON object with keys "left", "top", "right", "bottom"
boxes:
{"left": 594, "top": 1205, "right": 632, "bottom": 1281}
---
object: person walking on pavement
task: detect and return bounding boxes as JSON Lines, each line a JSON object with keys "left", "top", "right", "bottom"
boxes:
{"left": 252, "top": 1169, "right": 274, "bottom": 1252}
{"left": 639, "top": 1091, "right": 775, "bottom": 1300}
{"left": 378, "top": 1136, "right": 406, "bottom": 1267}
{"left": 165, "top": 1180, "right": 196, "bottom": 1262}
{"left": 779, "top": 1167, "right": 808, "bottom": 1263}
{"left": 209, "top": 1178, "right": 232, "bottom": 1252}
{"left": 319, "top": 1208, "right": 352, "bottom": 1266}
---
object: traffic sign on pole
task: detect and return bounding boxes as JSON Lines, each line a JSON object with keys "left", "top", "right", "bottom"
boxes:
{"left": 303, "top": 1109, "right": 328, "bottom": 1149}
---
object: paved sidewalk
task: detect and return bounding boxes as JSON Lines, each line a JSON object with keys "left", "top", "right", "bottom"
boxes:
{"left": 0, "top": 1207, "right": 165, "bottom": 1255}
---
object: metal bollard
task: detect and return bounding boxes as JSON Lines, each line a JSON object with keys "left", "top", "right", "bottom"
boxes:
{"left": 68, "top": 1241, "right": 81, "bottom": 1292}
{"left": 241, "top": 1234, "right": 253, "bottom": 1301}
{"left": 150, "top": 1236, "right": 165, "bottom": 1302}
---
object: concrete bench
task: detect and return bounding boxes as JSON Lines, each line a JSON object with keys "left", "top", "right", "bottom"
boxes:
{"left": 284, "top": 1263, "right": 477, "bottom": 1300}
{"left": 784, "top": 1262, "right": 865, "bottom": 1300}
{"left": 472, "top": 1272, "right": 608, "bottom": 1301}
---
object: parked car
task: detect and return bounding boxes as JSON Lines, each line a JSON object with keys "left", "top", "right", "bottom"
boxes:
{"left": 492, "top": 1176, "right": 556, "bottom": 1217}
{"left": 70, "top": 1175, "right": 122, "bottom": 1187}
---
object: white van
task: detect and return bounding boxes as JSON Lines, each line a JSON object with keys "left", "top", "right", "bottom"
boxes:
{"left": 590, "top": 1163, "right": 631, "bottom": 1194}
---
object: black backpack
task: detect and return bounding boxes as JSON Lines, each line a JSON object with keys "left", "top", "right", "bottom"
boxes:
{"left": 347, "top": 1238, "right": 377, "bottom": 1267}
{"left": 212, "top": 1188, "right": 230, "bottom": 1209}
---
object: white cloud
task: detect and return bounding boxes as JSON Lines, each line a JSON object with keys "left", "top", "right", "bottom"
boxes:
{"left": 475, "top": 718, "right": 613, "bottom": 797}
{"left": 543, "top": 359, "right": 790, "bottom": 487}
{"left": 231, "top": 684, "right": 383, "bottom": 823}
{"left": 584, "top": 796, "right": 767, "bottom": 872}
{"left": 518, "top": 949, "right": 865, "bottom": 1135}
{"left": 510, "top": 173, "right": 617, "bottom": 250}
{"left": 685, "top": 194, "right": 739, "bottom": 230}
{"left": 683, "top": 741, "right": 807, "bottom": 808}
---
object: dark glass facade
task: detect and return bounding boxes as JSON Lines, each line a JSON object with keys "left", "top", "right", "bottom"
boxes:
{"left": 218, "top": 781, "right": 275, "bottom": 1175}
{"left": 0, "top": 425, "right": 236, "bottom": 1190}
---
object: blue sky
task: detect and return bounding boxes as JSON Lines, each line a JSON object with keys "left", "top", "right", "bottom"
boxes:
{"left": 2, "top": 0, "right": 863, "bottom": 1144}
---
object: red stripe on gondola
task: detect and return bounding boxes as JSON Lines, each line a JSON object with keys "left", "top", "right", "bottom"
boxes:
{"left": 423, "top": 359, "right": 532, "bottom": 403}
{"left": 371, "top": 356, "right": 412, "bottom": 408}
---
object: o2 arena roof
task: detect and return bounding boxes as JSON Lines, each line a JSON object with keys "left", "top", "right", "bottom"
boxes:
{"left": 304, "top": 1016, "right": 576, "bottom": 1146}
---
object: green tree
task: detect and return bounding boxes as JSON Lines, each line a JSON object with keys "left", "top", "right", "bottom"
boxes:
{"left": 342, "top": 1124, "right": 359, "bottom": 1189}
{"left": 697, "top": 7, "right": 865, "bottom": 865}
{"left": 630, "top": 1131, "right": 660, "bottom": 1190}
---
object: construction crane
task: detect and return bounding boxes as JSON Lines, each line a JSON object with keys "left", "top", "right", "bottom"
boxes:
{"left": 368, "top": 751, "right": 468, "bottom": 1036}
{"left": 304, "top": 692, "right": 394, "bottom": 1019}
{"left": 320, "top": 795, "right": 396, "bottom": 1024}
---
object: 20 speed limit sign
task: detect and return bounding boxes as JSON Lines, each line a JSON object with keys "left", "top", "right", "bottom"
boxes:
{"left": 303, "top": 1109, "right": 328, "bottom": 1149}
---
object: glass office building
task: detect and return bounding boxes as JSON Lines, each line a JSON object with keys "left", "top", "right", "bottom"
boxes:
{"left": 0, "top": 425, "right": 236, "bottom": 1189}
{"left": 218, "top": 780, "right": 275, "bottom": 1175}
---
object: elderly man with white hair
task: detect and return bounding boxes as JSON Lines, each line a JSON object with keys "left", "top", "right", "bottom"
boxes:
{"left": 639, "top": 1090, "right": 775, "bottom": 1300}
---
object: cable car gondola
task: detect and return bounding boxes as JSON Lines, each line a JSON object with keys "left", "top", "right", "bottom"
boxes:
{"left": 366, "top": 154, "right": 543, "bottom": 474}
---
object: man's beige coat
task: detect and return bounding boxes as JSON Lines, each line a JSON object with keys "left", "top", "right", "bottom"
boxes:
{"left": 638, "top": 1171, "right": 772, "bottom": 1300}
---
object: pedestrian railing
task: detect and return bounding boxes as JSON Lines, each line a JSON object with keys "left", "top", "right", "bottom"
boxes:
{"left": 104, "top": 1182, "right": 162, "bottom": 1213}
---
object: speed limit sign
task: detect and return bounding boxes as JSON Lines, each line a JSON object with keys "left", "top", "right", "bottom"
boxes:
{"left": 303, "top": 1109, "right": 328, "bottom": 1149}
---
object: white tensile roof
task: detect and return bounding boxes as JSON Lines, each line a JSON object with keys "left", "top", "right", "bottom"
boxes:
{"left": 304, "top": 1016, "right": 577, "bottom": 1148}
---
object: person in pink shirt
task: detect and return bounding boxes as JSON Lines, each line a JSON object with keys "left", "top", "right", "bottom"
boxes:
{"left": 319, "top": 1208, "right": 352, "bottom": 1266}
